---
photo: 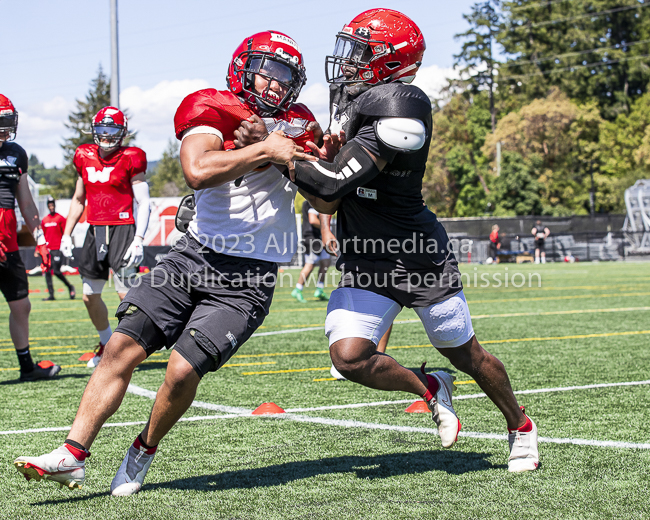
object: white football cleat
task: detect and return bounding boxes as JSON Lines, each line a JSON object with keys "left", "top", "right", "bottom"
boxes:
{"left": 111, "top": 444, "right": 156, "bottom": 496}
{"left": 87, "top": 343, "right": 105, "bottom": 368}
{"left": 330, "top": 365, "right": 347, "bottom": 381}
{"left": 14, "top": 445, "right": 85, "bottom": 489}
{"left": 426, "top": 370, "right": 461, "bottom": 448}
{"left": 508, "top": 408, "right": 539, "bottom": 473}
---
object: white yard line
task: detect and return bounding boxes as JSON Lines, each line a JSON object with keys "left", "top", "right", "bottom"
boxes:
{"left": 1, "top": 380, "right": 648, "bottom": 450}
{"left": 126, "top": 384, "right": 251, "bottom": 414}
{"left": 285, "top": 379, "right": 650, "bottom": 412}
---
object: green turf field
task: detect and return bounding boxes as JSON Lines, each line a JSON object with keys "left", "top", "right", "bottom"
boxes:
{"left": 1, "top": 261, "right": 649, "bottom": 519}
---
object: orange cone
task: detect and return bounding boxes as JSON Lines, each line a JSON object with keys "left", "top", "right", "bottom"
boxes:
{"left": 37, "top": 360, "right": 55, "bottom": 369}
{"left": 78, "top": 352, "right": 95, "bottom": 361}
{"left": 252, "top": 402, "right": 285, "bottom": 415}
{"left": 405, "top": 400, "right": 430, "bottom": 413}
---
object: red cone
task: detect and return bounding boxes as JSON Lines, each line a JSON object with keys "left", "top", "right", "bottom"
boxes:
{"left": 405, "top": 400, "right": 430, "bottom": 413}
{"left": 252, "top": 402, "right": 285, "bottom": 415}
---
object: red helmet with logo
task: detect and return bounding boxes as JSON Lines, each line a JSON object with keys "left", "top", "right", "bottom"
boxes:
{"left": 92, "top": 106, "right": 128, "bottom": 151}
{"left": 326, "top": 9, "right": 426, "bottom": 86}
{"left": 227, "top": 31, "right": 307, "bottom": 114}
{"left": 0, "top": 94, "right": 18, "bottom": 141}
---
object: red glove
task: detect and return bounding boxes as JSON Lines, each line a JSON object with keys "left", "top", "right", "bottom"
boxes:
{"left": 0, "top": 241, "right": 7, "bottom": 263}
{"left": 34, "top": 229, "right": 51, "bottom": 272}
{"left": 36, "top": 243, "right": 51, "bottom": 272}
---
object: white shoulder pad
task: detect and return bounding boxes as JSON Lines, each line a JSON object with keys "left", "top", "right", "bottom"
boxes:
{"left": 375, "top": 117, "right": 426, "bottom": 151}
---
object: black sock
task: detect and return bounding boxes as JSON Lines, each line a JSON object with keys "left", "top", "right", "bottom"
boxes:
{"left": 16, "top": 347, "right": 34, "bottom": 373}
{"left": 137, "top": 433, "right": 156, "bottom": 450}
{"left": 64, "top": 438, "right": 89, "bottom": 453}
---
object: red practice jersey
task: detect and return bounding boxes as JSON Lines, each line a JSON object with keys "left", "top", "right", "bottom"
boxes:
{"left": 42, "top": 213, "right": 66, "bottom": 250}
{"left": 73, "top": 144, "right": 147, "bottom": 226}
{"left": 174, "top": 89, "right": 317, "bottom": 151}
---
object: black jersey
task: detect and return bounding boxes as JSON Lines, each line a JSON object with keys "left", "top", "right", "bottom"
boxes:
{"left": 330, "top": 83, "right": 449, "bottom": 267}
{"left": 0, "top": 142, "right": 28, "bottom": 209}
{"left": 322, "top": 82, "right": 462, "bottom": 306}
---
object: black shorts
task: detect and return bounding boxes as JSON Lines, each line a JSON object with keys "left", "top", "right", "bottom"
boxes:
{"left": 79, "top": 224, "right": 135, "bottom": 281}
{"left": 115, "top": 234, "right": 277, "bottom": 377}
{"left": 0, "top": 251, "right": 29, "bottom": 302}
{"left": 535, "top": 239, "right": 545, "bottom": 251}
{"left": 48, "top": 249, "right": 64, "bottom": 276}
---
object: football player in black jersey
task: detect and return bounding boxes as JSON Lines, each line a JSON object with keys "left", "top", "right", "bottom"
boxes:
{"left": 287, "top": 9, "right": 538, "bottom": 472}
{"left": 0, "top": 94, "right": 60, "bottom": 382}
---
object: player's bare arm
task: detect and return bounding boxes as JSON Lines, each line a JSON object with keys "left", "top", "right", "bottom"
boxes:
{"left": 180, "top": 131, "right": 311, "bottom": 190}
{"left": 320, "top": 213, "right": 338, "bottom": 256}
{"left": 15, "top": 174, "right": 41, "bottom": 234}
{"left": 16, "top": 174, "right": 50, "bottom": 269}
{"left": 300, "top": 190, "right": 339, "bottom": 215}
{"left": 64, "top": 177, "right": 87, "bottom": 236}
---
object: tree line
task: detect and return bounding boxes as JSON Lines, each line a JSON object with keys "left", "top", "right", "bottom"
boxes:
{"left": 426, "top": 0, "right": 650, "bottom": 217}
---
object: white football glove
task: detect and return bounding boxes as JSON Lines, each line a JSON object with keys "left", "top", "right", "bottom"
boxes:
{"left": 123, "top": 236, "right": 144, "bottom": 268}
{"left": 60, "top": 235, "right": 74, "bottom": 258}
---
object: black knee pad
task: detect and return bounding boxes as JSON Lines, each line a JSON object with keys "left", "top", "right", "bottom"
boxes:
{"left": 115, "top": 303, "right": 167, "bottom": 357}
{"left": 174, "top": 329, "right": 221, "bottom": 379}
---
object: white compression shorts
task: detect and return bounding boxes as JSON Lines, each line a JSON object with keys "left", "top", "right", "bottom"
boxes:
{"left": 325, "top": 287, "right": 475, "bottom": 349}
{"left": 82, "top": 273, "right": 129, "bottom": 295}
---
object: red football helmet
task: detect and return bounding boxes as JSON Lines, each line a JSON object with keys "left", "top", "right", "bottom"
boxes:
{"left": 0, "top": 94, "right": 18, "bottom": 141}
{"left": 92, "top": 106, "right": 128, "bottom": 151}
{"left": 326, "top": 9, "right": 426, "bottom": 86}
{"left": 227, "top": 31, "right": 307, "bottom": 114}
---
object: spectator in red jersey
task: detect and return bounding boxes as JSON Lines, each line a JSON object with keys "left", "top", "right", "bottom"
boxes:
{"left": 488, "top": 224, "right": 501, "bottom": 264}
{"left": 0, "top": 94, "right": 60, "bottom": 381}
{"left": 41, "top": 196, "right": 75, "bottom": 301}
{"left": 59, "top": 107, "right": 150, "bottom": 368}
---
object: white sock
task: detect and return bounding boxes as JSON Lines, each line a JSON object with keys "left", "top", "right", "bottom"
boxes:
{"left": 296, "top": 283, "right": 304, "bottom": 291}
{"left": 98, "top": 326, "right": 112, "bottom": 346}
{"left": 316, "top": 282, "right": 324, "bottom": 289}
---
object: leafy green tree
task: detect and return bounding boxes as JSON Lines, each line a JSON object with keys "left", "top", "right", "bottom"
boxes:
{"left": 424, "top": 92, "right": 492, "bottom": 216}
{"left": 598, "top": 90, "right": 650, "bottom": 211}
{"left": 499, "top": 0, "right": 650, "bottom": 119}
{"left": 454, "top": 0, "right": 503, "bottom": 131}
{"left": 28, "top": 154, "right": 61, "bottom": 187}
{"left": 149, "top": 139, "right": 191, "bottom": 197}
{"left": 488, "top": 151, "right": 543, "bottom": 215}
{"left": 483, "top": 88, "right": 603, "bottom": 215}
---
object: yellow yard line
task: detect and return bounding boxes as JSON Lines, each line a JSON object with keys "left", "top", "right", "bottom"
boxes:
{"left": 467, "top": 291, "right": 650, "bottom": 304}
{"left": 0, "top": 345, "right": 77, "bottom": 352}
{"left": 0, "top": 360, "right": 276, "bottom": 372}
{"left": 472, "top": 306, "right": 650, "bottom": 319}
{"left": 243, "top": 367, "right": 331, "bottom": 375}
{"left": 482, "top": 329, "right": 650, "bottom": 345}
{"left": 240, "top": 330, "right": 650, "bottom": 375}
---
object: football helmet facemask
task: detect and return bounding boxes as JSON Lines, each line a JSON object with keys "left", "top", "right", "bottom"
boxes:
{"left": 0, "top": 94, "right": 18, "bottom": 142}
{"left": 92, "top": 106, "right": 128, "bottom": 152}
{"left": 326, "top": 9, "right": 425, "bottom": 86}
{"left": 227, "top": 31, "right": 307, "bottom": 115}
